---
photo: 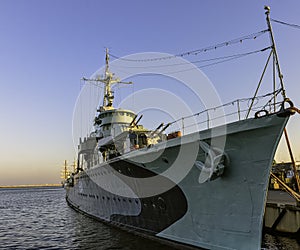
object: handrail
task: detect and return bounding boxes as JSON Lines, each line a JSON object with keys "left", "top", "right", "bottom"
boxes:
{"left": 166, "top": 90, "right": 284, "bottom": 135}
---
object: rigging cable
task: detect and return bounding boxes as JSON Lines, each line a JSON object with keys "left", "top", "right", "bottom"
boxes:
{"left": 109, "top": 29, "right": 269, "bottom": 62}
{"left": 112, "top": 47, "right": 272, "bottom": 69}
{"left": 271, "top": 18, "right": 300, "bottom": 29}
{"left": 153, "top": 47, "right": 271, "bottom": 75}
{"left": 109, "top": 47, "right": 271, "bottom": 77}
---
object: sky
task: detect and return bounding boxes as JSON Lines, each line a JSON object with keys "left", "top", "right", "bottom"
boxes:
{"left": 0, "top": 0, "right": 300, "bottom": 185}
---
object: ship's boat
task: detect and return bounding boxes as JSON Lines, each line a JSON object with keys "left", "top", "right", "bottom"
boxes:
{"left": 65, "top": 7, "right": 298, "bottom": 249}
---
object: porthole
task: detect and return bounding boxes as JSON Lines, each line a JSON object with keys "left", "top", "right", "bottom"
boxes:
{"left": 157, "top": 197, "right": 167, "bottom": 211}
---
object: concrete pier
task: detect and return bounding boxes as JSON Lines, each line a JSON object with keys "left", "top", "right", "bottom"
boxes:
{"left": 264, "top": 190, "right": 300, "bottom": 235}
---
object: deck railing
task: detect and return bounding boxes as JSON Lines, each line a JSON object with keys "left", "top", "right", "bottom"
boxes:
{"left": 166, "top": 90, "right": 284, "bottom": 135}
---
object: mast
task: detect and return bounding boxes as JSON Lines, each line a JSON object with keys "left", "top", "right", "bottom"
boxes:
{"left": 102, "top": 48, "right": 120, "bottom": 107}
{"left": 82, "top": 48, "right": 132, "bottom": 110}
{"left": 71, "top": 159, "right": 76, "bottom": 173}
{"left": 264, "top": 6, "right": 286, "bottom": 99}
{"left": 265, "top": 6, "right": 300, "bottom": 192}
{"left": 60, "top": 160, "right": 69, "bottom": 180}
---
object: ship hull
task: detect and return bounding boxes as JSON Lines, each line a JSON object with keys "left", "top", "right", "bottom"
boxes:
{"left": 66, "top": 113, "right": 289, "bottom": 249}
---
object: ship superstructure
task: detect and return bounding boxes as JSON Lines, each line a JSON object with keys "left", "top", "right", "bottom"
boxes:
{"left": 78, "top": 50, "right": 168, "bottom": 171}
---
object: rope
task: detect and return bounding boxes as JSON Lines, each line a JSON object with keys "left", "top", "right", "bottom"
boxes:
{"left": 109, "top": 29, "right": 269, "bottom": 62}
{"left": 112, "top": 47, "right": 271, "bottom": 70}
{"left": 164, "top": 47, "right": 270, "bottom": 74}
{"left": 271, "top": 18, "right": 300, "bottom": 29}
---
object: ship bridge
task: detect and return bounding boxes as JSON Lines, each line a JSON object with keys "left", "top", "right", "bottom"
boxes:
{"left": 94, "top": 109, "right": 137, "bottom": 138}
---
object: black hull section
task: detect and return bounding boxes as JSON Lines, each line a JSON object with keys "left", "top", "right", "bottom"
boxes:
{"left": 66, "top": 196, "right": 199, "bottom": 250}
{"left": 67, "top": 159, "right": 188, "bottom": 235}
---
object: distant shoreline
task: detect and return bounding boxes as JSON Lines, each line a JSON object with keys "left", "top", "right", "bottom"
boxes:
{"left": 0, "top": 184, "right": 62, "bottom": 189}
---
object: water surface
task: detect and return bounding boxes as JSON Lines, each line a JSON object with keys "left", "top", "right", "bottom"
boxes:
{"left": 0, "top": 188, "right": 298, "bottom": 249}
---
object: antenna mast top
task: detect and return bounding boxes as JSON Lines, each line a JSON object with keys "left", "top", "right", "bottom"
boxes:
{"left": 264, "top": 5, "right": 286, "bottom": 99}
{"left": 82, "top": 48, "right": 133, "bottom": 110}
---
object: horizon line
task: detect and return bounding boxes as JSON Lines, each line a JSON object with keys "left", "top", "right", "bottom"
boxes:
{"left": 0, "top": 184, "right": 62, "bottom": 188}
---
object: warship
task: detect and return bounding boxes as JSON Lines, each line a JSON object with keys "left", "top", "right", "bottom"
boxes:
{"left": 65, "top": 7, "right": 298, "bottom": 249}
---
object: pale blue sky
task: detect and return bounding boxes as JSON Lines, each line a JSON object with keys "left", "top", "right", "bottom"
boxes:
{"left": 0, "top": 1, "right": 299, "bottom": 185}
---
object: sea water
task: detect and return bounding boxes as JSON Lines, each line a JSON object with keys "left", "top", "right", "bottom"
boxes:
{"left": 0, "top": 187, "right": 298, "bottom": 250}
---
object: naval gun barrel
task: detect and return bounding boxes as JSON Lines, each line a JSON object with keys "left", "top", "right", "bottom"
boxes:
{"left": 129, "top": 115, "right": 138, "bottom": 126}
{"left": 151, "top": 123, "right": 164, "bottom": 136}
{"left": 135, "top": 115, "right": 143, "bottom": 127}
{"left": 130, "top": 114, "right": 143, "bottom": 128}
{"left": 158, "top": 123, "right": 171, "bottom": 135}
